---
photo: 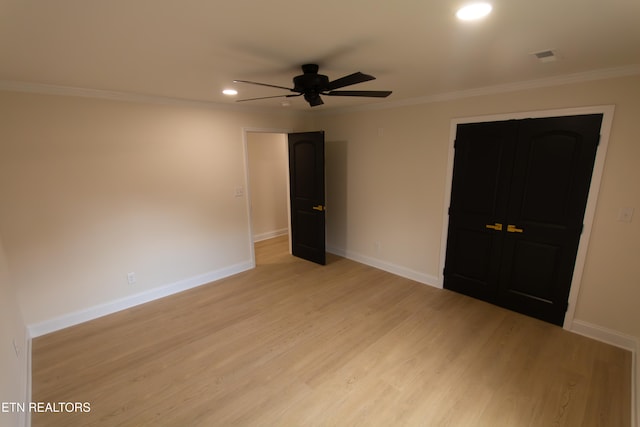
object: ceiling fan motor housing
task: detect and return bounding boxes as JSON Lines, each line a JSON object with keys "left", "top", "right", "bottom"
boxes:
{"left": 294, "top": 65, "right": 329, "bottom": 106}
{"left": 293, "top": 73, "right": 329, "bottom": 94}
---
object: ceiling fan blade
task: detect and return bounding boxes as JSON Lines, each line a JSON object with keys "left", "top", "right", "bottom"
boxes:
{"left": 326, "top": 72, "right": 375, "bottom": 90}
{"left": 236, "top": 94, "right": 302, "bottom": 102}
{"left": 233, "top": 79, "right": 295, "bottom": 92}
{"left": 325, "top": 90, "right": 392, "bottom": 98}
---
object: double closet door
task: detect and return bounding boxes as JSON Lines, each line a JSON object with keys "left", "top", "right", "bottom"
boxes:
{"left": 443, "top": 114, "right": 602, "bottom": 325}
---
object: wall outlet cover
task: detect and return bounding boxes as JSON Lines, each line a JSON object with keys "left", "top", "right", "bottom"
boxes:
{"left": 617, "top": 207, "right": 634, "bottom": 223}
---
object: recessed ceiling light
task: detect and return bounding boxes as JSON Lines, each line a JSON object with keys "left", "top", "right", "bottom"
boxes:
{"left": 456, "top": 2, "right": 492, "bottom": 21}
{"left": 222, "top": 89, "right": 238, "bottom": 96}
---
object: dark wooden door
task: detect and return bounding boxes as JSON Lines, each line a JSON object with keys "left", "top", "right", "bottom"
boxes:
{"left": 443, "top": 120, "right": 517, "bottom": 302}
{"left": 444, "top": 114, "right": 602, "bottom": 325}
{"left": 288, "top": 131, "right": 326, "bottom": 265}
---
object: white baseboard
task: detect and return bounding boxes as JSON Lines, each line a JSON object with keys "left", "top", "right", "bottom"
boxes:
{"left": 253, "top": 228, "right": 288, "bottom": 242}
{"left": 27, "top": 261, "right": 253, "bottom": 338}
{"left": 570, "top": 319, "right": 638, "bottom": 427}
{"left": 327, "top": 245, "right": 440, "bottom": 288}
{"left": 570, "top": 319, "right": 638, "bottom": 351}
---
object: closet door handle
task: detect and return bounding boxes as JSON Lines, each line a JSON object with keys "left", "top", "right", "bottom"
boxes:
{"left": 485, "top": 223, "right": 503, "bottom": 231}
{"left": 312, "top": 205, "right": 325, "bottom": 211}
{"left": 507, "top": 224, "right": 524, "bottom": 233}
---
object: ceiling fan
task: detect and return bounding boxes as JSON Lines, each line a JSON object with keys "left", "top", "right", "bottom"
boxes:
{"left": 233, "top": 64, "right": 392, "bottom": 107}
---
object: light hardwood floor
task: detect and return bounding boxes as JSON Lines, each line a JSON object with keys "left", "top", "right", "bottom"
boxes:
{"left": 32, "top": 236, "right": 631, "bottom": 426}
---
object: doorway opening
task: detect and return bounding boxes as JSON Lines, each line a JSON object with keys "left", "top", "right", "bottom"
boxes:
{"left": 243, "top": 129, "right": 292, "bottom": 266}
{"left": 243, "top": 129, "right": 328, "bottom": 267}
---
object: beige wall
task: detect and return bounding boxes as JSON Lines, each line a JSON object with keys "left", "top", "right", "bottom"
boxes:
{"left": 0, "top": 92, "right": 310, "bottom": 327}
{"left": 247, "top": 132, "right": 289, "bottom": 241}
{"left": 0, "top": 74, "right": 638, "bottom": 421}
{"left": 318, "top": 74, "right": 640, "bottom": 418}
{"left": 320, "top": 75, "right": 640, "bottom": 337}
{"left": 0, "top": 234, "right": 28, "bottom": 427}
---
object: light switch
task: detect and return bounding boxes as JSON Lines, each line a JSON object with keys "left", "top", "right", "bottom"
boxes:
{"left": 617, "top": 207, "right": 634, "bottom": 223}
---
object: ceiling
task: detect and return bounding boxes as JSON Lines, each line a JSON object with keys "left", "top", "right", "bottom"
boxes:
{"left": 1, "top": 0, "right": 639, "bottom": 111}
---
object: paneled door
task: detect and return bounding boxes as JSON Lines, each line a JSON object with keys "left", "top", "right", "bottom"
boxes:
{"left": 288, "top": 131, "right": 326, "bottom": 265}
{"left": 444, "top": 114, "right": 602, "bottom": 325}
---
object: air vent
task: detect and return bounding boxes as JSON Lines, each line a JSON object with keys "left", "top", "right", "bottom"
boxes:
{"left": 532, "top": 49, "right": 557, "bottom": 63}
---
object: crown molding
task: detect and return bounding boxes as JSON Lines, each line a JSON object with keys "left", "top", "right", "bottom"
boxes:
{"left": 2, "top": 64, "right": 639, "bottom": 115}
{"left": 320, "top": 64, "right": 640, "bottom": 115}
{"left": 0, "top": 80, "right": 310, "bottom": 115}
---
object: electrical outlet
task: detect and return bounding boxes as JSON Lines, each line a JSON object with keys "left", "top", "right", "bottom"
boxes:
{"left": 617, "top": 207, "right": 634, "bottom": 223}
{"left": 127, "top": 272, "right": 137, "bottom": 285}
{"left": 12, "top": 338, "right": 20, "bottom": 358}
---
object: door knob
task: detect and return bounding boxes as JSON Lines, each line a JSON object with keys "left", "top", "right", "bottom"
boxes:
{"left": 312, "top": 205, "right": 325, "bottom": 211}
{"left": 485, "top": 223, "right": 503, "bottom": 231}
{"left": 507, "top": 224, "right": 524, "bottom": 233}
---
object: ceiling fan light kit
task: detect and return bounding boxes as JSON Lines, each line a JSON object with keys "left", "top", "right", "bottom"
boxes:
{"left": 233, "top": 63, "right": 392, "bottom": 107}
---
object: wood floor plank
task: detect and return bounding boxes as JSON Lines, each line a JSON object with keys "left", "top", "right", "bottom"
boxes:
{"left": 31, "top": 235, "right": 632, "bottom": 426}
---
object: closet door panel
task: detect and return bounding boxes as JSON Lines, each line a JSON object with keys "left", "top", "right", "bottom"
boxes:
{"left": 498, "top": 115, "right": 602, "bottom": 325}
{"left": 444, "top": 121, "right": 516, "bottom": 301}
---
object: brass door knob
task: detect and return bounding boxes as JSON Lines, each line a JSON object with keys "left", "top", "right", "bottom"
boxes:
{"left": 507, "top": 224, "right": 524, "bottom": 233}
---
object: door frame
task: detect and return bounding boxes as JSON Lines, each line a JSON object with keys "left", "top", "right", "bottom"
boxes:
{"left": 438, "top": 105, "right": 615, "bottom": 330}
{"left": 242, "top": 127, "right": 293, "bottom": 268}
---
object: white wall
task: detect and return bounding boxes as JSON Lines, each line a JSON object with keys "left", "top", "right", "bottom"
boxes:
{"left": 247, "top": 133, "right": 289, "bottom": 241}
{"left": 0, "top": 91, "right": 310, "bottom": 329}
{"left": 318, "top": 74, "right": 640, "bottom": 421}
{"left": 0, "top": 234, "right": 28, "bottom": 427}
